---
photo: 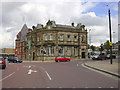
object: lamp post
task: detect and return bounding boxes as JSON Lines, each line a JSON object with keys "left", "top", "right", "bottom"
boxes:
{"left": 108, "top": 8, "right": 113, "bottom": 64}
{"left": 113, "top": 32, "right": 115, "bottom": 43}
{"left": 89, "top": 29, "right": 91, "bottom": 58}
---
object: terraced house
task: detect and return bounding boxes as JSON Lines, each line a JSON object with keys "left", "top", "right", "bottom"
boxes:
{"left": 25, "top": 20, "right": 88, "bottom": 61}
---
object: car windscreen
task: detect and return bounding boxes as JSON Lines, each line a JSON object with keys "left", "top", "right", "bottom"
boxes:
{"left": 0, "top": 57, "right": 4, "bottom": 61}
{"left": 57, "top": 57, "right": 64, "bottom": 58}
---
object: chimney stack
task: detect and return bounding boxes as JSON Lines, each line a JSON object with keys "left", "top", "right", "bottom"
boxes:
{"left": 72, "top": 22, "right": 74, "bottom": 27}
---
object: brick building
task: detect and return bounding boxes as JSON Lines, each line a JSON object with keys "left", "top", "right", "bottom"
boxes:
{"left": 15, "top": 24, "right": 28, "bottom": 59}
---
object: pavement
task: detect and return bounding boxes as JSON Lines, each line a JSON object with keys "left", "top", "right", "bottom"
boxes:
{"left": 84, "top": 59, "right": 120, "bottom": 78}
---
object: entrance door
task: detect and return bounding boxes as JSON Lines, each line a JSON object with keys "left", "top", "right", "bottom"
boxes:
{"left": 33, "top": 52, "right": 35, "bottom": 60}
{"left": 82, "top": 52, "right": 85, "bottom": 58}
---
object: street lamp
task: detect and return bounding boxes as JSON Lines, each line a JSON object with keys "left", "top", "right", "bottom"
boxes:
{"left": 113, "top": 32, "right": 115, "bottom": 43}
{"left": 89, "top": 29, "right": 91, "bottom": 58}
{"left": 108, "top": 8, "right": 113, "bottom": 64}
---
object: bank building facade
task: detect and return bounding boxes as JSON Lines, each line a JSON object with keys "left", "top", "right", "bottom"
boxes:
{"left": 25, "top": 20, "right": 88, "bottom": 61}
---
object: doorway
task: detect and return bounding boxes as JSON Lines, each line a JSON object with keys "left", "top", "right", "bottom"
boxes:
{"left": 82, "top": 52, "right": 85, "bottom": 58}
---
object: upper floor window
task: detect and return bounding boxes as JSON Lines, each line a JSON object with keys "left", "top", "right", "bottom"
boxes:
{"left": 37, "top": 36, "right": 40, "bottom": 42}
{"left": 67, "top": 35, "right": 71, "bottom": 41}
{"left": 81, "top": 35, "right": 86, "bottom": 42}
{"left": 48, "top": 26, "right": 51, "bottom": 29}
{"left": 45, "top": 34, "right": 48, "bottom": 41}
{"left": 50, "top": 34, "right": 54, "bottom": 40}
{"left": 74, "top": 36, "right": 78, "bottom": 41}
{"left": 59, "top": 34, "right": 64, "bottom": 41}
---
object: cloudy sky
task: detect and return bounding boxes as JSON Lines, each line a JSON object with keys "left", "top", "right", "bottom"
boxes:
{"left": 0, "top": 0, "right": 119, "bottom": 48}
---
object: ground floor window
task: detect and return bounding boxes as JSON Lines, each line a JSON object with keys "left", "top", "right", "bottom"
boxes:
{"left": 74, "top": 47, "right": 78, "bottom": 56}
{"left": 37, "top": 48, "right": 40, "bottom": 56}
{"left": 59, "top": 46, "right": 64, "bottom": 56}
{"left": 49, "top": 46, "right": 54, "bottom": 56}
{"left": 67, "top": 47, "right": 71, "bottom": 56}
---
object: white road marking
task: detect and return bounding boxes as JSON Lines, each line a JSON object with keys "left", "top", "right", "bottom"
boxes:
{"left": 45, "top": 71, "right": 52, "bottom": 80}
{"left": 110, "top": 86, "right": 114, "bottom": 88}
{"left": 39, "top": 66, "right": 52, "bottom": 81}
{"left": 28, "top": 66, "right": 31, "bottom": 68}
{"left": 46, "top": 87, "right": 50, "bottom": 88}
{"left": 0, "top": 72, "right": 15, "bottom": 82}
{"left": 58, "top": 87, "right": 62, "bottom": 88}
{"left": 77, "top": 64, "right": 79, "bottom": 67}
{"left": 28, "top": 69, "right": 37, "bottom": 75}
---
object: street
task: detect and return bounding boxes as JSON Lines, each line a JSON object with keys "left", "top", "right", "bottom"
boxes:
{"left": 1, "top": 60, "right": 119, "bottom": 88}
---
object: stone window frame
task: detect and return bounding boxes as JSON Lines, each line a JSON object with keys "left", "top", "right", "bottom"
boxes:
{"left": 59, "top": 34, "right": 64, "bottom": 41}
{"left": 50, "top": 34, "right": 54, "bottom": 40}
{"left": 58, "top": 46, "right": 64, "bottom": 56}
{"left": 74, "top": 35, "right": 78, "bottom": 42}
{"left": 67, "top": 47, "right": 71, "bottom": 56}
{"left": 67, "top": 35, "right": 71, "bottom": 41}
{"left": 74, "top": 47, "right": 78, "bottom": 56}
{"left": 49, "top": 46, "right": 54, "bottom": 56}
{"left": 44, "top": 34, "right": 48, "bottom": 41}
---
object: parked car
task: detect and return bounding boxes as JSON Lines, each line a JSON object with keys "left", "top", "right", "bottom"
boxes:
{"left": 92, "top": 53, "right": 107, "bottom": 60}
{"left": 8, "top": 57, "right": 22, "bottom": 63}
{"left": 0, "top": 57, "right": 6, "bottom": 69}
{"left": 55, "top": 56, "right": 70, "bottom": 62}
{"left": 106, "top": 54, "right": 116, "bottom": 59}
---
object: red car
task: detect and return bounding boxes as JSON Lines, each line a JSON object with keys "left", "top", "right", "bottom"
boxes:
{"left": 0, "top": 57, "right": 6, "bottom": 69}
{"left": 55, "top": 56, "right": 70, "bottom": 62}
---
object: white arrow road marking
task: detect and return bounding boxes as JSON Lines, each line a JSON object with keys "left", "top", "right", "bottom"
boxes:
{"left": 28, "top": 66, "right": 31, "bottom": 68}
{"left": 28, "top": 69, "right": 37, "bottom": 75}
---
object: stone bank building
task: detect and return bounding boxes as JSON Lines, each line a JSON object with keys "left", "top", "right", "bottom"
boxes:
{"left": 25, "top": 20, "right": 88, "bottom": 61}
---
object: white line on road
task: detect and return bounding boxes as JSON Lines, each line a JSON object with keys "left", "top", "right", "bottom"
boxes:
{"left": 77, "top": 64, "right": 79, "bottom": 67}
{"left": 110, "top": 86, "right": 114, "bottom": 88}
{"left": 0, "top": 72, "right": 15, "bottom": 82}
{"left": 45, "top": 71, "right": 52, "bottom": 80}
{"left": 39, "top": 66, "right": 52, "bottom": 81}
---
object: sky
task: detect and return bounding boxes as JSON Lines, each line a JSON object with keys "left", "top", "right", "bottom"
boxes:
{"left": 0, "top": 0, "right": 119, "bottom": 48}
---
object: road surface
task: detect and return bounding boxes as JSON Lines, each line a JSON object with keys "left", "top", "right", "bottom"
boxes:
{"left": 0, "top": 60, "right": 119, "bottom": 88}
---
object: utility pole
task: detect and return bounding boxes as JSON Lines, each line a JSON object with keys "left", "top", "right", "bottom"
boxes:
{"left": 89, "top": 29, "right": 91, "bottom": 58}
{"left": 108, "top": 8, "right": 113, "bottom": 64}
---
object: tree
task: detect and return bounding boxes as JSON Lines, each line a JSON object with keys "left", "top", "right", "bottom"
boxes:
{"left": 103, "top": 40, "right": 110, "bottom": 54}
{"left": 90, "top": 45, "right": 95, "bottom": 52}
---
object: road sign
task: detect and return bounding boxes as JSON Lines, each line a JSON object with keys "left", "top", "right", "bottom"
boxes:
{"left": 109, "top": 42, "right": 113, "bottom": 46}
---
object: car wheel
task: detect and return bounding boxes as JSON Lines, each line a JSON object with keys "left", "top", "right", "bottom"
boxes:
{"left": 58, "top": 60, "right": 60, "bottom": 62}
{"left": 2, "top": 67, "right": 6, "bottom": 69}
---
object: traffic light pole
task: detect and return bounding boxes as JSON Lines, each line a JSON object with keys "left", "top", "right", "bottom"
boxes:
{"left": 108, "top": 9, "right": 113, "bottom": 64}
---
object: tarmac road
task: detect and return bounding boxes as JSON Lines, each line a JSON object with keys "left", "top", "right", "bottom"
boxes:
{"left": 0, "top": 60, "right": 119, "bottom": 88}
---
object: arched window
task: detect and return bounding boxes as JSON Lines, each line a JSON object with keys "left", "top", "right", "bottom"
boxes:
{"left": 45, "top": 34, "right": 48, "bottom": 41}
{"left": 59, "top": 34, "right": 64, "bottom": 41}
{"left": 82, "top": 35, "right": 84, "bottom": 42}
{"left": 50, "top": 34, "right": 54, "bottom": 40}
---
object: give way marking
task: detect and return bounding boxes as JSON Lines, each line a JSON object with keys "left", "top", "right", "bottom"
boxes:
{"left": 28, "top": 69, "right": 37, "bottom": 75}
